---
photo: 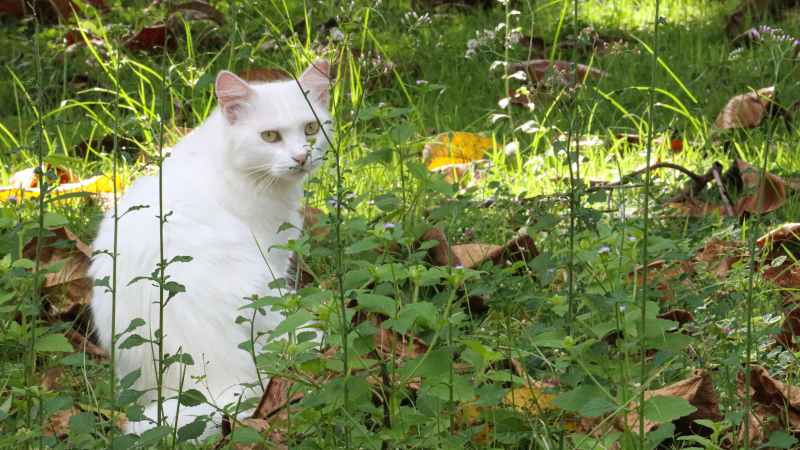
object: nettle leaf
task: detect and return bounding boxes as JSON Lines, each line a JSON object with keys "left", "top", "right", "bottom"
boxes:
{"left": 118, "top": 334, "right": 150, "bottom": 350}
{"left": 346, "top": 237, "right": 381, "bottom": 254}
{"left": 179, "top": 389, "right": 207, "bottom": 407}
{"left": 178, "top": 417, "right": 209, "bottom": 442}
{"left": 425, "top": 373, "right": 475, "bottom": 401}
{"left": 43, "top": 393, "right": 73, "bottom": 414}
{"left": 137, "top": 426, "right": 173, "bottom": 446}
{"left": 400, "top": 345, "right": 457, "bottom": 380}
{"left": 382, "top": 301, "right": 437, "bottom": 334}
{"left": 119, "top": 369, "right": 141, "bottom": 390}
{"left": 232, "top": 426, "right": 265, "bottom": 444}
{"left": 356, "top": 293, "right": 397, "bottom": 316}
{"left": 388, "top": 122, "right": 416, "bottom": 144}
{"left": 759, "top": 431, "right": 799, "bottom": 449}
{"left": 579, "top": 397, "right": 618, "bottom": 418}
{"left": 69, "top": 411, "right": 96, "bottom": 434}
{"left": 643, "top": 395, "right": 697, "bottom": 423}
{"left": 551, "top": 385, "right": 605, "bottom": 411}
{"left": 647, "top": 423, "right": 675, "bottom": 448}
{"left": 267, "top": 310, "right": 314, "bottom": 341}
{"left": 116, "top": 389, "right": 145, "bottom": 406}
{"left": 169, "top": 255, "right": 193, "bottom": 264}
{"left": 119, "top": 318, "right": 146, "bottom": 337}
{"left": 163, "top": 281, "right": 186, "bottom": 301}
{"left": 357, "top": 147, "right": 394, "bottom": 166}
{"left": 35, "top": 333, "right": 74, "bottom": 353}
{"left": 43, "top": 212, "right": 68, "bottom": 227}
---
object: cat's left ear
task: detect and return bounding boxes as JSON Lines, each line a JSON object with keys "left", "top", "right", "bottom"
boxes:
{"left": 216, "top": 71, "right": 257, "bottom": 124}
{"left": 298, "top": 60, "right": 331, "bottom": 108}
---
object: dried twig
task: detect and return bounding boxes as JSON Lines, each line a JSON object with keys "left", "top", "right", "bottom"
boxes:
{"left": 712, "top": 165, "right": 735, "bottom": 217}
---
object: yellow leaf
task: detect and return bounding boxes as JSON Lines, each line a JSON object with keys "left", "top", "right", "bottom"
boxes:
{"left": 424, "top": 132, "right": 494, "bottom": 170}
{"left": 0, "top": 175, "right": 123, "bottom": 203}
{"left": 460, "top": 387, "right": 578, "bottom": 446}
{"left": 427, "top": 156, "right": 471, "bottom": 170}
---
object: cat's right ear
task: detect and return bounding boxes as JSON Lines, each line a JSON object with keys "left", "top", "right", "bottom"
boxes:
{"left": 215, "top": 71, "right": 257, "bottom": 124}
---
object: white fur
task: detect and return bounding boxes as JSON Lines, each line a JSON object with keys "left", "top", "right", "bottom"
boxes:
{"left": 89, "top": 63, "right": 332, "bottom": 437}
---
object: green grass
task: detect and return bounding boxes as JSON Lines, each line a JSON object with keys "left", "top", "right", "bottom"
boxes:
{"left": 2, "top": 0, "right": 800, "bottom": 449}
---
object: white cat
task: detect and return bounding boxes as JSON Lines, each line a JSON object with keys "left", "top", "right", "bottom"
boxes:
{"left": 89, "top": 61, "right": 332, "bottom": 437}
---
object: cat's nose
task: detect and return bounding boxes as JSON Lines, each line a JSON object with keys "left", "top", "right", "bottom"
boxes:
{"left": 292, "top": 154, "right": 308, "bottom": 166}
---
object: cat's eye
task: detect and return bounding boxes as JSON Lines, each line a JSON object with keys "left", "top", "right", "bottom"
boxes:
{"left": 261, "top": 131, "right": 281, "bottom": 143}
{"left": 304, "top": 122, "right": 320, "bottom": 136}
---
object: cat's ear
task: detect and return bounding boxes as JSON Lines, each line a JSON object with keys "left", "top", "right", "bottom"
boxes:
{"left": 215, "top": 71, "right": 257, "bottom": 124}
{"left": 298, "top": 60, "right": 331, "bottom": 108}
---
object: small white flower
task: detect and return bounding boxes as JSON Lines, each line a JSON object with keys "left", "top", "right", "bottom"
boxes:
{"left": 330, "top": 28, "right": 345, "bottom": 42}
{"left": 465, "top": 49, "right": 476, "bottom": 58}
{"left": 467, "top": 39, "right": 479, "bottom": 49}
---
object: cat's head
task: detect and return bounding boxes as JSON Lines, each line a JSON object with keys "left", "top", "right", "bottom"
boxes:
{"left": 214, "top": 61, "right": 333, "bottom": 183}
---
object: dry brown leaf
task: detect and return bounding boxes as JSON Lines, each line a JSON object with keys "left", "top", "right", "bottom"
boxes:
{"left": 579, "top": 370, "right": 722, "bottom": 443}
{"left": 238, "top": 69, "right": 293, "bottom": 84}
{"left": 0, "top": 0, "right": 79, "bottom": 23}
{"left": 451, "top": 234, "right": 540, "bottom": 270}
{"left": 126, "top": 25, "right": 178, "bottom": 53}
{"left": 416, "top": 227, "right": 463, "bottom": 267}
{"left": 173, "top": 1, "right": 226, "bottom": 25}
{"left": 508, "top": 60, "right": 606, "bottom": 86}
{"left": 696, "top": 237, "right": 745, "bottom": 279}
{"left": 714, "top": 86, "right": 786, "bottom": 130}
{"left": 737, "top": 365, "right": 800, "bottom": 446}
{"left": 667, "top": 197, "right": 731, "bottom": 218}
{"left": 44, "top": 409, "right": 81, "bottom": 439}
{"left": 658, "top": 310, "right": 695, "bottom": 329}
{"left": 22, "top": 227, "right": 93, "bottom": 324}
{"left": 41, "top": 366, "right": 63, "bottom": 392}
{"left": 630, "top": 259, "right": 695, "bottom": 302}
{"left": 733, "top": 158, "right": 787, "bottom": 215}
{"left": 757, "top": 223, "right": 800, "bottom": 249}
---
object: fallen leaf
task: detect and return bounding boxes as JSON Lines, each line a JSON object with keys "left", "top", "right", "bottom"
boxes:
{"left": 416, "top": 227, "right": 463, "bottom": 267}
{"left": 758, "top": 223, "right": 800, "bottom": 249}
{"left": 41, "top": 366, "right": 63, "bottom": 392}
{"left": 238, "top": 69, "right": 293, "bottom": 83}
{"left": 126, "top": 25, "right": 178, "bottom": 53}
{"left": 0, "top": 174, "right": 123, "bottom": 203}
{"left": 172, "top": 1, "right": 225, "bottom": 25}
{"left": 508, "top": 60, "right": 606, "bottom": 86}
{"left": 732, "top": 158, "right": 786, "bottom": 216}
{"left": 22, "top": 227, "right": 94, "bottom": 324}
{"left": 44, "top": 409, "right": 81, "bottom": 439}
{"left": 0, "top": 0, "right": 79, "bottom": 23}
{"left": 423, "top": 132, "right": 494, "bottom": 171}
{"left": 658, "top": 310, "right": 695, "bottom": 329}
{"left": 578, "top": 370, "right": 722, "bottom": 443}
{"left": 737, "top": 365, "right": 800, "bottom": 446}
{"left": 696, "top": 237, "right": 745, "bottom": 279}
{"left": 714, "top": 86, "right": 791, "bottom": 130}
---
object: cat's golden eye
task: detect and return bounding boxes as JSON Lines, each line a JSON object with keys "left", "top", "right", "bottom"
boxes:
{"left": 304, "top": 122, "right": 320, "bottom": 136}
{"left": 261, "top": 131, "right": 281, "bottom": 143}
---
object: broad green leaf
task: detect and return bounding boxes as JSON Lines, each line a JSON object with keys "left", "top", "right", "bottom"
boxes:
{"left": 231, "top": 426, "right": 265, "bottom": 444}
{"left": 137, "top": 426, "right": 173, "bottom": 446}
{"left": 579, "top": 396, "right": 618, "bottom": 418}
{"left": 388, "top": 122, "right": 416, "bottom": 144}
{"left": 179, "top": 389, "right": 207, "bottom": 407}
{"left": 43, "top": 212, "right": 68, "bottom": 227}
{"left": 118, "top": 334, "right": 149, "bottom": 349}
{"left": 69, "top": 411, "right": 96, "bottom": 434}
{"left": 178, "top": 418, "right": 208, "bottom": 442}
{"left": 35, "top": 333, "right": 74, "bottom": 353}
{"left": 119, "top": 369, "right": 141, "bottom": 390}
{"left": 267, "top": 310, "right": 314, "bottom": 341}
{"left": 346, "top": 237, "right": 381, "bottom": 254}
{"left": 356, "top": 294, "right": 396, "bottom": 316}
{"left": 647, "top": 423, "right": 675, "bottom": 448}
{"left": 643, "top": 395, "right": 697, "bottom": 423}
{"left": 758, "top": 431, "right": 799, "bottom": 449}
{"left": 551, "top": 385, "right": 605, "bottom": 411}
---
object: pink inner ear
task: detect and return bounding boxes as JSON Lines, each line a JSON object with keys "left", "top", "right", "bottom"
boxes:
{"left": 299, "top": 61, "right": 330, "bottom": 107}
{"left": 216, "top": 72, "right": 256, "bottom": 123}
